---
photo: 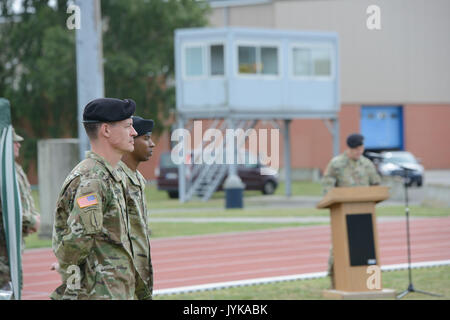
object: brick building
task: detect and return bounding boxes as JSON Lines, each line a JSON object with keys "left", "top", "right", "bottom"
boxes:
{"left": 136, "top": 0, "right": 450, "bottom": 182}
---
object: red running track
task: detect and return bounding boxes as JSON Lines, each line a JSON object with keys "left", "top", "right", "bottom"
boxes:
{"left": 22, "top": 217, "right": 450, "bottom": 300}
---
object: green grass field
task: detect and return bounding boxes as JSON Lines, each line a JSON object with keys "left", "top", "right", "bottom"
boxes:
{"left": 25, "top": 182, "right": 449, "bottom": 300}
{"left": 144, "top": 180, "right": 323, "bottom": 210}
{"left": 26, "top": 181, "right": 450, "bottom": 249}
{"left": 155, "top": 266, "right": 450, "bottom": 300}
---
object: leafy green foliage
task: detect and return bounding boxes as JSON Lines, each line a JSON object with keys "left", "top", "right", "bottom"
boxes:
{"left": 0, "top": 0, "right": 210, "bottom": 171}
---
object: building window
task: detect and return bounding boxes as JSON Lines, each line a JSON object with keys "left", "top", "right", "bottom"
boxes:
{"left": 312, "top": 48, "right": 331, "bottom": 76}
{"left": 292, "top": 46, "right": 332, "bottom": 78}
{"left": 292, "top": 48, "right": 311, "bottom": 76}
{"left": 261, "top": 47, "right": 278, "bottom": 75}
{"left": 210, "top": 44, "right": 224, "bottom": 76}
{"left": 185, "top": 46, "right": 204, "bottom": 77}
{"left": 238, "top": 46, "right": 257, "bottom": 74}
{"left": 184, "top": 43, "right": 225, "bottom": 78}
{"left": 238, "top": 45, "right": 279, "bottom": 76}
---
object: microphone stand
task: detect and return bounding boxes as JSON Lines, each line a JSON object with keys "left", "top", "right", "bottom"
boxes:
{"left": 396, "top": 165, "right": 441, "bottom": 299}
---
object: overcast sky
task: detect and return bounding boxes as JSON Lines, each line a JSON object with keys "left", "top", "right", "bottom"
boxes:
{"left": 9, "top": 0, "right": 58, "bottom": 14}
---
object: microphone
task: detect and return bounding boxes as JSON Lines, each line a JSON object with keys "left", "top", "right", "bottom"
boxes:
{"left": 397, "top": 164, "right": 415, "bottom": 171}
{"left": 365, "top": 152, "right": 385, "bottom": 159}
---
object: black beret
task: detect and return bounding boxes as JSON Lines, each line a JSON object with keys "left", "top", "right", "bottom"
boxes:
{"left": 346, "top": 133, "right": 364, "bottom": 148}
{"left": 132, "top": 116, "right": 154, "bottom": 137}
{"left": 83, "top": 98, "right": 136, "bottom": 123}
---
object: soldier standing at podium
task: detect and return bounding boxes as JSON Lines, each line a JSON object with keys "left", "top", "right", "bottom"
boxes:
{"left": 321, "top": 133, "right": 381, "bottom": 288}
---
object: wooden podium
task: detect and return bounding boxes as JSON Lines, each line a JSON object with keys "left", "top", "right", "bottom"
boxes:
{"left": 317, "top": 186, "right": 396, "bottom": 299}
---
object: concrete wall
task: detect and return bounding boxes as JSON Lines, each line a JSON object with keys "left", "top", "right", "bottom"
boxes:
{"left": 209, "top": 0, "right": 450, "bottom": 104}
{"left": 273, "top": 0, "right": 450, "bottom": 104}
{"left": 37, "top": 139, "right": 79, "bottom": 238}
{"left": 404, "top": 104, "right": 450, "bottom": 169}
{"left": 209, "top": 3, "right": 275, "bottom": 28}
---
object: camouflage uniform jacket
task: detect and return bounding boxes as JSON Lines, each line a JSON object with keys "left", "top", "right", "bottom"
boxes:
{"left": 15, "top": 162, "right": 40, "bottom": 236}
{"left": 117, "top": 161, "right": 153, "bottom": 299}
{"left": 0, "top": 162, "right": 40, "bottom": 288}
{"left": 51, "top": 151, "right": 151, "bottom": 300}
{"left": 322, "top": 152, "right": 381, "bottom": 195}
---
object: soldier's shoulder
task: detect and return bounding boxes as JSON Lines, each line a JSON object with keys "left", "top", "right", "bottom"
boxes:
{"left": 329, "top": 153, "right": 348, "bottom": 167}
{"left": 117, "top": 160, "right": 127, "bottom": 172}
{"left": 117, "top": 161, "right": 131, "bottom": 178}
{"left": 136, "top": 170, "right": 146, "bottom": 184}
{"left": 62, "top": 159, "right": 108, "bottom": 189}
{"left": 14, "top": 162, "right": 25, "bottom": 174}
{"left": 360, "top": 155, "right": 376, "bottom": 167}
{"left": 75, "top": 158, "right": 110, "bottom": 179}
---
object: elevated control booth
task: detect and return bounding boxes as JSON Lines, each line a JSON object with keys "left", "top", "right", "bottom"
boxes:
{"left": 174, "top": 27, "right": 340, "bottom": 202}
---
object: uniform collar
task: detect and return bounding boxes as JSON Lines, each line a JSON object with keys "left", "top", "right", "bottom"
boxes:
{"left": 344, "top": 151, "right": 361, "bottom": 164}
{"left": 86, "top": 151, "right": 123, "bottom": 183}
{"left": 117, "top": 161, "right": 142, "bottom": 187}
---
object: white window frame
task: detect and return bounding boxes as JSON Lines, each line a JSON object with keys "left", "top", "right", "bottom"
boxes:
{"left": 182, "top": 42, "right": 207, "bottom": 80}
{"left": 235, "top": 41, "right": 282, "bottom": 80}
{"left": 182, "top": 41, "right": 226, "bottom": 80}
{"left": 289, "top": 43, "right": 335, "bottom": 81}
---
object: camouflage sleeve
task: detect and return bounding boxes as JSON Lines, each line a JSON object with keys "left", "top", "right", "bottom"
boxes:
{"left": 321, "top": 161, "right": 338, "bottom": 195}
{"left": 136, "top": 170, "right": 150, "bottom": 232}
{"left": 367, "top": 161, "right": 381, "bottom": 185}
{"left": 15, "top": 165, "right": 40, "bottom": 235}
{"left": 21, "top": 187, "right": 40, "bottom": 236}
{"left": 53, "top": 178, "right": 104, "bottom": 270}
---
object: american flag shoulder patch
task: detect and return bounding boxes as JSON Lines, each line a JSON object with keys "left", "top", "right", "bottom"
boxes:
{"left": 77, "top": 193, "right": 99, "bottom": 209}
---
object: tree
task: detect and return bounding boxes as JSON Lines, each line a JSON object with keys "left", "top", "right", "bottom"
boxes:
{"left": 101, "top": 0, "right": 210, "bottom": 129}
{"left": 0, "top": 0, "right": 210, "bottom": 174}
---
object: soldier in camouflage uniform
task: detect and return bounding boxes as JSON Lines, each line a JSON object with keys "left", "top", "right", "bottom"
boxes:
{"left": 118, "top": 116, "right": 155, "bottom": 299}
{"left": 0, "top": 129, "right": 40, "bottom": 290}
{"left": 51, "top": 98, "right": 151, "bottom": 300}
{"left": 322, "top": 133, "right": 381, "bottom": 289}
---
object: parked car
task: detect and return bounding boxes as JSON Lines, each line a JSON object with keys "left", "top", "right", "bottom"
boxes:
{"left": 156, "top": 150, "right": 279, "bottom": 198}
{"left": 368, "top": 151, "right": 424, "bottom": 187}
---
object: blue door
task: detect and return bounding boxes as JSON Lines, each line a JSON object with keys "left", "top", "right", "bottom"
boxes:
{"left": 360, "top": 106, "right": 404, "bottom": 150}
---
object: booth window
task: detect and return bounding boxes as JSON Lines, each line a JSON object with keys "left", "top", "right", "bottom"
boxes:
{"left": 185, "top": 46, "right": 204, "bottom": 77}
{"left": 293, "top": 48, "right": 311, "bottom": 76}
{"left": 238, "top": 46, "right": 257, "bottom": 74}
{"left": 292, "top": 46, "right": 332, "bottom": 78}
{"left": 238, "top": 45, "right": 278, "bottom": 76}
{"left": 261, "top": 47, "right": 278, "bottom": 75}
{"left": 184, "top": 44, "right": 225, "bottom": 78}
{"left": 312, "top": 48, "right": 331, "bottom": 76}
{"left": 210, "top": 45, "right": 224, "bottom": 76}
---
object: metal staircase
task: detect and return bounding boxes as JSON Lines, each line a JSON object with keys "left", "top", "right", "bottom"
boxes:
{"left": 184, "top": 119, "right": 257, "bottom": 202}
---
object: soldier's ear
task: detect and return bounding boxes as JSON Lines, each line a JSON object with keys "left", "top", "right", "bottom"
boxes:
{"left": 99, "top": 123, "right": 111, "bottom": 138}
